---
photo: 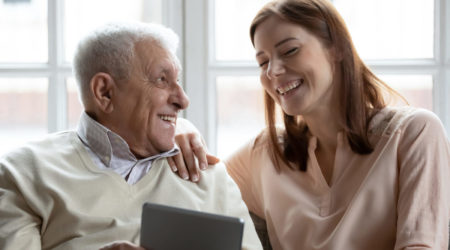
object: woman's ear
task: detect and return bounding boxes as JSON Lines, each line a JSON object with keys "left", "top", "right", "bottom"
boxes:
{"left": 90, "top": 72, "right": 116, "bottom": 114}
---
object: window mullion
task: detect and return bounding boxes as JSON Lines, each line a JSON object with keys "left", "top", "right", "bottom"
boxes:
{"left": 161, "top": 0, "right": 184, "bottom": 63}
{"left": 434, "top": 0, "right": 443, "bottom": 119}
{"left": 47, "top": 0, "right": 57, "bottom": 133}
{"left": 443, "top": 0, "right": 450, "bottom": 134}
{"left": 436, "top": 0, "right": 449, "bottom": 133}
{"left": 47, "top": 0, "right": 67, "bottom": 133}
{"left": 184, "top": 0, "right": 211, "bottom": 146}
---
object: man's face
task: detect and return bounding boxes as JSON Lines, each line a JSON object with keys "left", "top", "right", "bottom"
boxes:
{"left": 109, "top": 40, "right": 189, "bottom": 158}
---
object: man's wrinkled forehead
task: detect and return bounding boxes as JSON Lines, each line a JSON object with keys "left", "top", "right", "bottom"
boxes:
{"left": 134, "top": 39, "right": 181, "bottom": 75}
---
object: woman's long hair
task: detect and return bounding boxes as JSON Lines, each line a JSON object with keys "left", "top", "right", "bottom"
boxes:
{"left": 250, "top": 0, "right": 401, "bottom": 171}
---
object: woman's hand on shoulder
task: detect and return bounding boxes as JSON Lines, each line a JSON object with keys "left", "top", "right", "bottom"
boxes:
{"left": 168, "top": 118, "right": 220, "bottom": 182}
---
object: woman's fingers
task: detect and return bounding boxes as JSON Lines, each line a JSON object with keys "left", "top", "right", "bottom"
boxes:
{"left": 167, "top": 156, "right": 178, "bottom": 172}
{"left": 170, "top": 151, "right": 190, "bottom": 180}
{"left": 172, "top": 128, "right": 221, "bottom": 182}
{"left": 206, "top": 153, "right": 220, "bottom": 165}
{"left": 176, "top": 133, "right": 200, "bottom": 182}
{"left": 190, "top": 133, "right": 208, "bottom": 171}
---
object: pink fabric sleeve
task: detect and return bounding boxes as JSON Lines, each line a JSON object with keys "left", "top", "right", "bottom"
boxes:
{"left": 224, "top": 139, "right": 265, "bottom": 218}
{"left": 395, "top": 110, "right": 450, "bottom": 249}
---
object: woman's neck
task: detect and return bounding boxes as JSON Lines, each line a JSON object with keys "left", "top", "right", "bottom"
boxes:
{"left": 303, "top": 107, "right": 341, "bottom": 153}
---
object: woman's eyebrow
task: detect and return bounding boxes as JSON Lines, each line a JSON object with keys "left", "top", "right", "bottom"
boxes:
{"left": 256, "top": 37, "right": 299, "bottom": 57}
{"left": 274, "top": 37, "right": 298, "bottom": 48}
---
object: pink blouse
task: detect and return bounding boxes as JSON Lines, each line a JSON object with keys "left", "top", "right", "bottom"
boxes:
{"left": 225, "top": 107, "right": 450, "bottom": 250}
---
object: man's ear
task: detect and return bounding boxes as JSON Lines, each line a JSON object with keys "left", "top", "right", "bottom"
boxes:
{"left": 90, "top": 72, "right": 116, "bottom": 114}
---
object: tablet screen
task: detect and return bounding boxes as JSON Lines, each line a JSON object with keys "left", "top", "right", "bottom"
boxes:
{"left": 140, "top": 202, "right": 244, "bottom": 250}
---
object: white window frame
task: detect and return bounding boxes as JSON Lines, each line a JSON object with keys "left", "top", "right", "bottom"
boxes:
{"left": 1, "top": 0, "right": 448, "bottom": 153}
{"left": 0, "top": 0, "right": 177, "bottom": 134}
{"left": 0, "top": 0, "right": 70, "bottom": 133}
{"left": 183, "top": 0, "right": 450, "bottom": 154}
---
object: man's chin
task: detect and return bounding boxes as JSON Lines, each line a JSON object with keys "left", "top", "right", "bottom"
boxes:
{"left": 156, "top": 141, "right": 175, "bottom": 153}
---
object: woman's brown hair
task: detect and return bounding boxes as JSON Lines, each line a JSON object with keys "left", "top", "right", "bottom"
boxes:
{"left": 250, "top": 0, "right": 400, "bottom": 171}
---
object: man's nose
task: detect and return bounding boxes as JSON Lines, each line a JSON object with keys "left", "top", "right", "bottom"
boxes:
{"left": 170, "top": 84, "right": 190, "bottom": 110}
{"left": 266, "top": 58, "right": 285, "bottom": 80}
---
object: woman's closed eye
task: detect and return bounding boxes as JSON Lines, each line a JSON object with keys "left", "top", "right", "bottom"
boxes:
{"left": 258, "top": 60, "right": 268, "bottom": 68}
{"left": 283, "top": 47, "right": 298, "bottom": 56}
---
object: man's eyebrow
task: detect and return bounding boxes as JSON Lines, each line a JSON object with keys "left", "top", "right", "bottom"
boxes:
{"left": 256, "top": 37, "right": 299, "bottom": 57}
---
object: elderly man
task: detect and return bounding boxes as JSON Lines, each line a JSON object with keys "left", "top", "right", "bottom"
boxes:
{"left": 0, "top": 22, "right": 262, "bottom": 250}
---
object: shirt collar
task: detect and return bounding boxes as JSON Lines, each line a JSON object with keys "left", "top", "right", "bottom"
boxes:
{"left": 76, "top": 112, "right": 179, "bottom": 168}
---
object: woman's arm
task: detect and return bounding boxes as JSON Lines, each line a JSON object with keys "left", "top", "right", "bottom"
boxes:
{"left": 250, "top": 212, "right": 273, "bottom": 250}
{"left": 395, "top": 110, "right": 450, "bottom": 249}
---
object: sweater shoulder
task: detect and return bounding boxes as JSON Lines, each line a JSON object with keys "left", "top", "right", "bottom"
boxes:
{"left": 2, "top": 131, "right": 77, "bottom": 157}
{"left": 200, "top": 161, "right": 230, "bottom": 183}
{"left": 0, "top": 131, "right": 81, "bottom": 175}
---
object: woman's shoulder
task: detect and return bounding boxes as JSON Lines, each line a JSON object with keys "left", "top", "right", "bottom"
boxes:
{"left": 225, "top": 127, "right": 279, "bottom": 164}
{"left": 251, "top": 126, "right": 286, "bottom": 152}
{"left": 369, "top": 106, "right": 446, "bottom": 137}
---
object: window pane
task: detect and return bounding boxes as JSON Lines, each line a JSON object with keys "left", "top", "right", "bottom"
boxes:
{"left": 0, "top": 78, "right": 48, "bottom": 156}
{"left": 333, "top": 0, "right": 433, "bottom": 60}
{"left": 216, "top": 76, "right": 265, "bottom": 158}
{"left": 67, "top": 78, "right": 83, "bottom": 129}
{"left": 380, "top": 75, "right": 433, "bottom": 111}
{"left": 0, "top": 0, "right": 47, "bottom": 63}
{"left": 215, "top": 0, "right": 271, "bottom": 61}
{"left": 64, "top": 0, "right": 162, "bottom": 62}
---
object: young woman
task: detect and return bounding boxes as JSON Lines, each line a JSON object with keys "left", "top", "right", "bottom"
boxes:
{"left": 171, "top": 0, "right": 450, "bottom": 249}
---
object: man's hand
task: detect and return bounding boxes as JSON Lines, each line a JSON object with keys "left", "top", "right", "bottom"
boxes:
{"left": 99, "top": 241, "right": 145, "bottom": 250}
{"left": 169, "top": 118, "right": 220, "bottom": 182}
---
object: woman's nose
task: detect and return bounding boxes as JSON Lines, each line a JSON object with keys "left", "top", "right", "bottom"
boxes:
{"left": 266, "top": 58, "right": 285, "bottom": 80}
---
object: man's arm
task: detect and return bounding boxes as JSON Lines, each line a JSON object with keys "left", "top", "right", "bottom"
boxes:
{"left": 99, "top": 241, "right": 145, "bottom": 250}
{"left": 0, "top": 160, "right": 42, "bottom": 250}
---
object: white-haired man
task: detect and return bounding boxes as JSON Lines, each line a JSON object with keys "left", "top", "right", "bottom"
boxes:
{"left": 0, "top": 22, "right": 262, "bottom": 250}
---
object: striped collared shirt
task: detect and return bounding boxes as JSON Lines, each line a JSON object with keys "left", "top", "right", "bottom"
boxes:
{"left": 76, "top": 112, "right": 179, "bottom": 185}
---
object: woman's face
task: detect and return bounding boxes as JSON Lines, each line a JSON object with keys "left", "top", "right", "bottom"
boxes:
{"left": 253, "top": 15, "right": 336, "bottom": 116}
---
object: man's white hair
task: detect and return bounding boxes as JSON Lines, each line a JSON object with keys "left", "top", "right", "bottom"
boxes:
{"left": 72, "top": 21, "right": 179, "bottom": 104}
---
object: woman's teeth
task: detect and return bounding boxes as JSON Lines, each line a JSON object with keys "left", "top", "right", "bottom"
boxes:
{"left": 277, "top": 79, "right": 303, "bottom": 95}
{"left": 159, "top": 115, "right": 176, "bottom": 122}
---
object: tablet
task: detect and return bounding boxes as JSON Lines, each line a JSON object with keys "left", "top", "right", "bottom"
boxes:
{"left": 140, "top": 202, "right": 244, "bottom": 250}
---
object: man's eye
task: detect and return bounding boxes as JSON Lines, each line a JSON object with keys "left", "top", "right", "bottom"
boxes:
{"left": 151, "top": 76, "right": 170, "bottom": 88}
{"left": 156, "top": 76, "right": 166, "bottom": 82}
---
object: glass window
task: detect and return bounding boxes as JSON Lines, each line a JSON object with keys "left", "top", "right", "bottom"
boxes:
{"left": 380, "top": 75, "right": 433, "bottom": 110}
{"left": 214, "top": 0, "right": 271, "bottom": 61}
{"left": 333, "top": 0, "right": 433, "bottom": 60}
{"left": 0, "top": 0, "right": 47, "bottom": 63}
{"left": 0, "top": 78, "right": 48, "bottom": 156}
{"left": 64, "top": 0, "right": 159, "bottom": 62}
{"left": 216, "top": 76, "right": 265, "bottom": 158}
{"left": 66, "top": 78, "right": 83, "bottom": 129}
